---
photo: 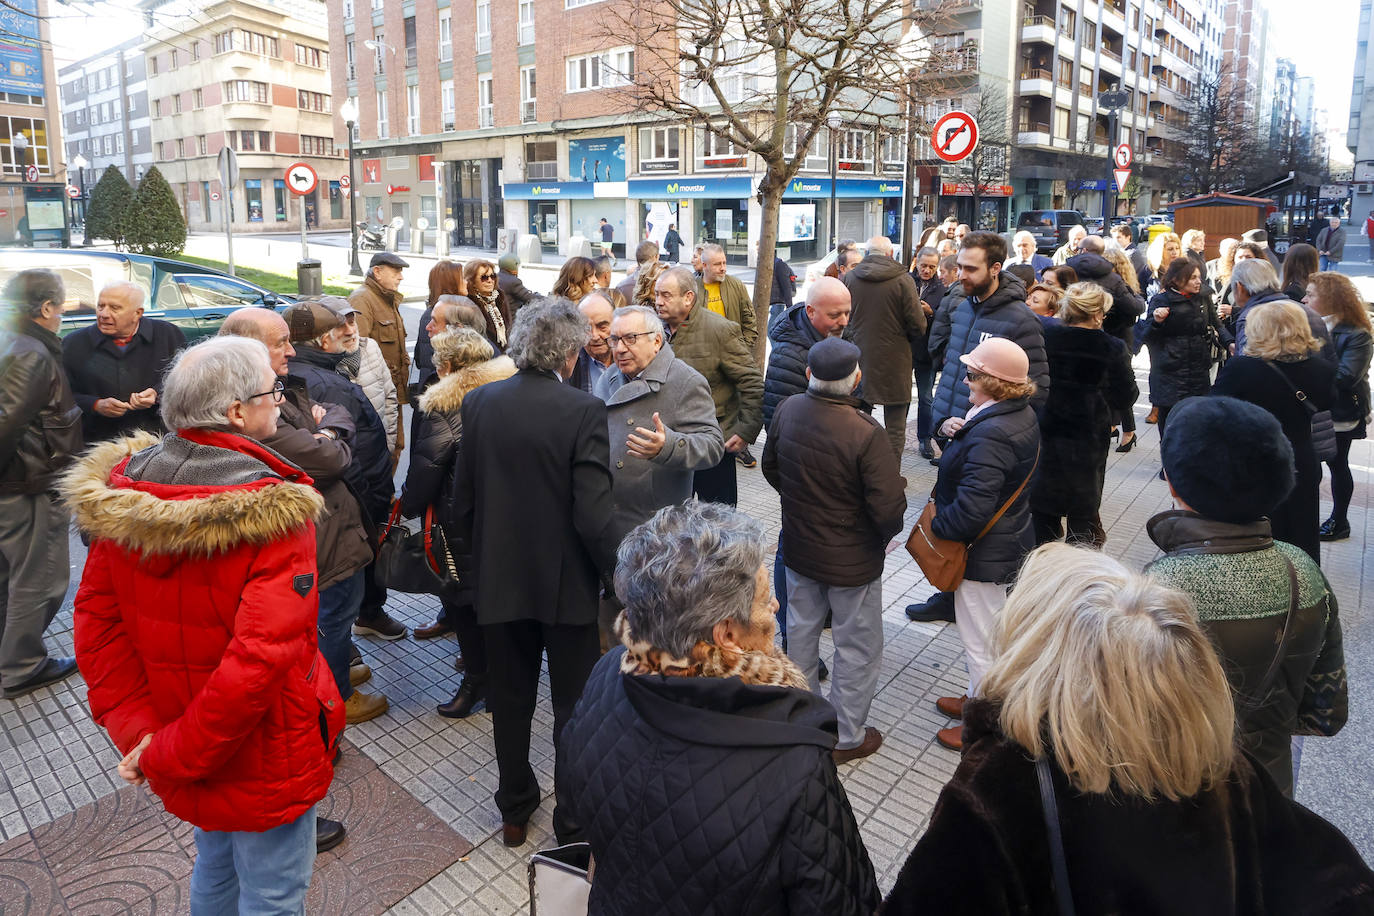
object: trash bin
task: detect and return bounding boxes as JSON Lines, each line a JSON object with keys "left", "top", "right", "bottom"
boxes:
{"left": 297, "top": 259, "right": 322, "bottom": 297}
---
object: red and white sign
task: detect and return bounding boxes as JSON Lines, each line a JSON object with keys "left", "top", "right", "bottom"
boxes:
{"left": 0, "top": 209, "right": 9, "bottom": 218}
{"left": 1113, "top": 144, "right": 1133, "bottom": 169}
{"left": 1113, "top": 168, "right": 1131, "bottom": 193}
{"left": 210, "top": 190, "right": 221, "bottom": 201}
{"left": 24, "top": 164, "right": 38, "bottom": 182}
{"left": 386, "top": 184, "right": 411, "bottom": 195}
{"left": 932, "top": 110, "right": 978, "bottom": 163}
{"left": 339, "top": 174, "right": 351, "bottom": 189}
{"left": 940, "top": 181, "right": 1013, "bottom": 197}
{"left": 418, "top": 155, "right": 436, "bottom": 182}
{"left": 66, "top": 185, "right": 81, "bottom": 199}
{"left": 285, "top": 162, "right": 318, "bottom": 196}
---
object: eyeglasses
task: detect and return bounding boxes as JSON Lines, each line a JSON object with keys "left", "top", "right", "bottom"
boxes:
{"left": 245, "top": 379, "right": 286, "bottom": 403}
{"left": 608, "top": 331, "right": 653, "bottom": 348}
{"left": 476, "top": 272, "right": 496, "bottom": 281}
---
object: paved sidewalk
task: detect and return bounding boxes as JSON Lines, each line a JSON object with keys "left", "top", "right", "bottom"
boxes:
{"left": 0, "top": 354, "right": 1369, "bottom": 912}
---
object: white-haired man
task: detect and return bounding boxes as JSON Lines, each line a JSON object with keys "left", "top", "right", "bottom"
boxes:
{"left": 1006, "top": 230, "right": 1052, "bottom": 278}
{"left": 62, "top": 280, "right": 185, "bottom": 442}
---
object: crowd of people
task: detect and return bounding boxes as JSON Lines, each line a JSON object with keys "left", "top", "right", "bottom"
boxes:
{"left": 0, "top": 210, "right": 1370, "bottom": 912}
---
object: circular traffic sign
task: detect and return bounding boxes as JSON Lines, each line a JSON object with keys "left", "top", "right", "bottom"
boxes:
{"left": 339, "top": 174, "right": 351, "bottom": 190}
{"left": 25, "top": 164, "right": 38, "bottom": 182}
{"left": 285, "top": 161, "right": 319, "bottom": 196}
{"left": 66, "top": 185, "right": 80, "bottom": 199}
{"left": 210, "top": 190, "right": 221, "bottom": 201}
{"left": 932, "top": 111, "right": 978, "bottom": 163}
{"left": 415, "top": 217, "right": 430, "bottom": 230}
{"left": 1114, "top": 144, "right": 1133, "bottom": 169}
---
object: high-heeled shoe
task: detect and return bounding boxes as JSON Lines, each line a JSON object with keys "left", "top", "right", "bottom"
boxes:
{"left": 1115, "top": 433, "right": 1137, "bottom": 453}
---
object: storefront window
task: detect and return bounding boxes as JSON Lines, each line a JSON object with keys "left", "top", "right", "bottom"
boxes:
{"left": 274, "top": 178, "right": 287, "bottom": 221}
{"left": 245, "top": 179, "right": 263, "bottom": 222}
{"left": 698, "top": 198, "right": 748, "bottom": 262}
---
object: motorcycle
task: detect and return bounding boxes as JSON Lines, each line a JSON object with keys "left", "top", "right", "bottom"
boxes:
{"left": 356, "top": 220, "right": 386, "bottom": 251}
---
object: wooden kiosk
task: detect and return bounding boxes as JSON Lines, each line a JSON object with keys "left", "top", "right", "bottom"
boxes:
{"left": 1165, "top": 193, "right": 1274, "bottom": 261}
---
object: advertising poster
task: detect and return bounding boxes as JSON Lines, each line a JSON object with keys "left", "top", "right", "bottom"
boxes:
{"left": 715, "top": 209, "right": 733, "bottom": 239}
{"left": 0, "top": 0, "right": 44, "bottom": 98}
{"left": 778, "top": 203, "right": 815, "bottom": 243}
{"left": 643, "top": 201, "right": 676, "bottom": 248}
{"left": 568, "top": 136, "right": 626, "bottom": 182}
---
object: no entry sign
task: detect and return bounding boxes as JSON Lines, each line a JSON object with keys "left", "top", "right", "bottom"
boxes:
{"left": 932, "top": 110, "right": 979, "bottom": 164}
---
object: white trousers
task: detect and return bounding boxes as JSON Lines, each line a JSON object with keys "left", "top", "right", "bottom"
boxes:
{"left": 954, "top": 579, "right": 1010, "bottom": 697}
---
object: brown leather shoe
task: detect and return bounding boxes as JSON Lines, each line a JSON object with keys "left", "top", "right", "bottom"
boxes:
{"left": 502, "top": 822, "right": 528, "bottom": 847}
{"left": 1146, "top": 405, "right": 1159, "bottom": 424}
{"left": 832, "top": 726, "right": 883, "bottom": 765}
{"left": 413, "top": 620, "right": 453, "bottom": 640}
{"left": 935, "top": 695, "right": 966, "bottom": 719}
{"left": 936, "top": 724, "right": 964, "bottom": 751}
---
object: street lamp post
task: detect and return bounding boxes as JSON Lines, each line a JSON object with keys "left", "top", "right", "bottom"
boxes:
{"left": 71, "top": 153, "right": 89, "bottom": 245}
{"left": 827, "top": 114, "right": 841, "bottom": 250}
{"left": 340, "top": 96, "right": 362, "bottom": 276}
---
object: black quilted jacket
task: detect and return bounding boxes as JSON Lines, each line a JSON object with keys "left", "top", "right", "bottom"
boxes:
{"left": 556, "top": 648, "right": 880, "bottom": 915}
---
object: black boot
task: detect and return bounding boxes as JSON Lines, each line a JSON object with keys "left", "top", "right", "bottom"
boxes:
{"left": 316, "top": 817, "right": 347, "bottom": 853}
{"left": 905, "top": 591, "right": 956, "bottom": 623}
{"left": 437, "top": 677, "right": 487, "bottom": 718}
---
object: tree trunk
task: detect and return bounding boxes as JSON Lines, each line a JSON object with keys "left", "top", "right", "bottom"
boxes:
{"left": 752, "top": 164, "right": 784, "bottom": 370}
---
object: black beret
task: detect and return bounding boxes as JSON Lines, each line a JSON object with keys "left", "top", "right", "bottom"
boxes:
{"left": 369, "top": 251, "right": 409, "bottom": 269}
{"left": 808, "top": 337, "right": 860, "bottom": 381}
{"left": 1160, "top": 396, "right": 1295, "bottom": 524}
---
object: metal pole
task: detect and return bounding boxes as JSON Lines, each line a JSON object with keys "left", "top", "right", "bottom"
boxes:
{"left": 225, "top": 188, "right": 235, "bottom": 277}
{"left": 300, "top": 194, "right": 309, "bottom": 261}
{"left": 347, "top": 121, "right": 362, "bottom": 276}
{"left": 79, "top": 166, "right": 88, "bottom": 246}
{"left": 900, "top": 83, "right": 919, "bottom": 266}
{"left": 829, "top": 126, "right": 838, "bottom": 250}
{"left": 1107, "top": 110, "right": 1119, "bottom": 223}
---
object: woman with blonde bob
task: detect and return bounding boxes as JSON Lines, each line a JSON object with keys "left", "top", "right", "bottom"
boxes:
{"left": 1212, "top": 301, "right": 1336, "bottom": 562}
{"left": 881, "top": 544, "right": 1374, "bottom": 915}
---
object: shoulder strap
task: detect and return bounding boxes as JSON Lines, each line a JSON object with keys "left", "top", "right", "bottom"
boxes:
{"left": 973, "top": 445, "right": 1040, "bottom": 542}
{"left": 1259, "top": 359, "right": 1317, "bottom": 417}
{"left": 1254, "top": 555, "right": 1301, "bottom": 702}
{"left": 1036, "top": 756, "right": 1076, "bottom": 916}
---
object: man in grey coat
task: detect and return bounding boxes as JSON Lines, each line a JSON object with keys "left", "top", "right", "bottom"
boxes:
{"left": 1316, "top": 217, "right": 1347, "bottom": 271}
{"left": 594, "top": 305, "right": 724, "bottom": 547}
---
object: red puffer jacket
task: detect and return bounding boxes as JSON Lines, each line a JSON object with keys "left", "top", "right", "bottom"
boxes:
{"left": 66, "top": 429, "right": 344, "bottom": 833}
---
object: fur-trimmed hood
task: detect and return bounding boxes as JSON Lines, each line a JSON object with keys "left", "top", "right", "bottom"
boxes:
{"left": 61, "top": 429, "right": 324, "bottom": 558}
{"left": 417, "top": 355, "right": 516, "bottom": 415}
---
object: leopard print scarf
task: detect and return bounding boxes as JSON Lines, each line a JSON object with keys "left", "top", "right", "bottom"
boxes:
{"left": 470, "top": 289, "right": 507, "bottom": 348}
{"left": 614, "top": 611, "right": 809, "bottom": 690}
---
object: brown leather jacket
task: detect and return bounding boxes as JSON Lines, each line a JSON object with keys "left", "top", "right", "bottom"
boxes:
{"left": 349, "top": 274, "right": 410, "bottom": 405}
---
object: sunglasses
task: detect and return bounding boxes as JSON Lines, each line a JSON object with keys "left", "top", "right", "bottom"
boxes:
{"left": 964, "top": 370, "right": 985, "bottom": 382}
{"left": 476, "top": 272, "right": 495, "bottom": 281}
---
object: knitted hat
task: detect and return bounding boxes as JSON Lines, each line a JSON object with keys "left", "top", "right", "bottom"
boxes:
{"left": 1160, "top": 396, "right": 1295, "bottom": 523}
{"left": 959, "top": 337, "right": 1029, "bottom": 383}
{"left": 807, "top": 337, "right": 860, "bottom": 381}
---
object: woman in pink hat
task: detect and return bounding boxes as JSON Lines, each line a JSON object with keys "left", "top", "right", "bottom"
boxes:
{"left": 928, "top": 337, "right": 1041, "bottom": 751}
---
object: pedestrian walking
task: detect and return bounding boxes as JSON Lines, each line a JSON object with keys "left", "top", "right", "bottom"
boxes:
{"left": 662, "top": 223, "right": 683, "bottom": 263}
{"left": 1315, "top": 217, "right": 1346, "bottom": 271}
{"left": 1302, "top": 272, "right": 1373, "bottom": 542}
{"left": 598, "top": 217, "right": 615, "bottom": 262}
{"left": 1364, "top": 210, "right": 1374, "bottom": 261}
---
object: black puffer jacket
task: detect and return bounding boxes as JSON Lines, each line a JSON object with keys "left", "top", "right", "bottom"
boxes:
{"left": 288, "top": 347, "right": 393, "bottom": 523}
{"left": 1143, "top": 289, "right": 1216, "bottom": 407}
{"left": 911, "top": 274, "right": 946, "bottom": 368}
{"left": 557, "top": 648, "right": 880, "bottom": 916}
{"left": 0, "top": 319, "right": 82, "bottom": 495}
{"left": 762, "top": 304, "right": 824, "bottom": 431}
{"left": 1329, "top": 321, "right": 1373, "bottom": 427}
{"left": 932, "top": 398, "right": 1040, "bottom": 584}
{"left": 1065, "top": 252, "right": 1146, "bottom": 344}
{"left": 762, "top": 391, "right": 906, "bottom": 586}
{"left": 931, "top": 272, "right": 1048, "bottom": 432}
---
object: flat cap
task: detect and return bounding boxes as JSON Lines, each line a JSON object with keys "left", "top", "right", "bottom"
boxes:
{"left": 369, "top": 251, "right": 409, "bottom": 269}
{"left": 808, "top": 337, "right": 860, "bottom": 382}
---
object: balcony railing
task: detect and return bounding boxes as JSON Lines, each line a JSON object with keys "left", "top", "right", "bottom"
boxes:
{"left": 1022, "top": 14, "right": 1053, "bottom": 26}
{"left": 1020, "top": 68, "right": 1052, "bottom": 81}
{"left": 1100, "top": 46, "right": 1122, "bottom": 62}
{"left": 1018, "top": 121, "right": 1050, "bottom": 134}
{"left": 521, "top": 100, "right": 537, "bottom": 123}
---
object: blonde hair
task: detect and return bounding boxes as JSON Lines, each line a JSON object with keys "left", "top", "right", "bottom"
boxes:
{"left": 1147, "top": 231, "right": 1181, "bottom": 274}
{"left": 981, "top": 544, "right": 1235, "bottom": 801}
{"left": 1180, "top": 228, "right": 1205, "bottom": 251}
{"left": 1243, "top": 300, "right": 1324, "bottom": 360}
{"left": 1102, "top": 247, "right": 1141, "bottom": 294}
{"left": 432, "top": 327, "right": 495, "bottom": 374}
{"left": 1059, "top": 281, "right": 1114, "bottom": 325}
{"left": 633, "top": 260, "right": 667, "bottom": 307}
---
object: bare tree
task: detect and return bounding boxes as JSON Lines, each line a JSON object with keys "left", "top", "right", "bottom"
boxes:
{"left": 1176, "top": 63, "right": 1264, "bottom": 197}
{"left": 606, "top": 0, "right": 951, "bottom": 348}
{"left": 958, "top": 86, "right": 1011, "bottom": 230}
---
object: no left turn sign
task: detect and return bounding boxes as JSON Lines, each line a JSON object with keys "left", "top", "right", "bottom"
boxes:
{"left": 285, "top": 162, "right": 319, "bottom": 196}
{"left": 931, "top": 111, "right": 979, "bottom": 164}
{"left": 1114, "top": 144, "right": 1133, "bottom": 169}
{"left": 339, "top": 174, "right": 351, "bottom": 189}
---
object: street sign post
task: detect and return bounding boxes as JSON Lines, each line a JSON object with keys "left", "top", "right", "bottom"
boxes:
{"left": 1098, "top": 89, "right": 1130, "bottom": 223}
{"left": 65, "top": 185, "right": 80, "bottom": 199}
{"left": 217, "top": 147, "right": 239, "bottom": 276}
{"left": 285, "top": 162, "right": 319, "bottom": 260}
{"left": 24, "top": 164, "right": 38, "bottom": 182}
{"left": 931, "top": 110, "right": 979, "bottom": 164}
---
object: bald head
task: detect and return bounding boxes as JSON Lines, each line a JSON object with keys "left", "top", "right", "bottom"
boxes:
{"left": 867, "top": 236, "right": 894, "bottom": 258}
{"left": 1079, "top": 234, "right": 1105, "bottom": 254}
{"left": 805, "top": 276, "right": 851, "bottom": 337}
{"left": 579, "top": 292, "right": 615, "bottom": 362}
{"left": 219, "top": 307, "right": 295, "bottom": 376}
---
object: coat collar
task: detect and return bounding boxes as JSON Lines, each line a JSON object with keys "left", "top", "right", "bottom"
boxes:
{"left": 953, "top": 397, "right": 1029, "bottom": 438}
{"left": 1146, "top": 509, "right": 1274, "bottom": 556}
{"left": 12, "top": 316, "right": 62, "bottom": 357}
{"left": 365, "top": 274, "right": 401, "bottom": 305}
{"left": 602, "top": 343, "right": 677, "bottom": 405}
{"left": 418, "top": 355, "right": 516, "bottom": 414}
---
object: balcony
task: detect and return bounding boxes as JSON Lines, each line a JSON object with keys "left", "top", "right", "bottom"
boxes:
{"left": 1021, "top": 15, "right": 1055, "bottom": 43}
{"left": 222, "top": 100, "right": 271, "bottom": 121}
{"left": 1017, "top": 124, "right": 1052, "bottom": 147}
{"left": 1019, "top": 68, "right": 1054, "bottom": 95}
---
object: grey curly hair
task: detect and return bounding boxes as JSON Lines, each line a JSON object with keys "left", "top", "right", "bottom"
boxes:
{"left": 506, "top": 296, "right": 590, "bottom": 372}
{"left": 614, "top": 502, "right": 766, "bottom": 656}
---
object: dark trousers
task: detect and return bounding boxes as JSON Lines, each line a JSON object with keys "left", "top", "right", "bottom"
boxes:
{"left": 913, "top": 364, "right": 936, "bottom": 441}
{"left": 484, "top": 619, "right": 600, "bottom": 837}
{"left": 358, "top": 562, "right": 387, "bottom": 620}
{"left": 1032, "top": 511, "right": 1106, "bottom": 550}
{"left": 693, "top": 451, "right": 738, "bottom": 506}
{"left": 1156, "top": 403, "right": 1174, "bottom": 443}
{"left": 774, "top": 532, "right": 787, "bottom": 646}
{"left": 1327, "top": 431, "right": 1358, "bottom": 523}
{"left": 441, "top": 600, "right": 487, "bottom": 678}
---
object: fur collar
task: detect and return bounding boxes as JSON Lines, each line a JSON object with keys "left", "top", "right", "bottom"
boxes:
{"left": 418, "top": 355, "right": 516, "bottom": 415}
{"left": 615, "top": 611, "right": 809, "bottom": 690}
{"left": 61, "top": 431, "right": 324, "bottom": 557}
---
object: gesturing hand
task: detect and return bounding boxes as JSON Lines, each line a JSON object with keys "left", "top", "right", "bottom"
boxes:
{"left": 118, "top": 733, "right": 154, "bottom": 786}
{"left": 94, "top": 397, "right": 131, "bottom": 418}
{"left": 128, "top": 388, "right": 157, "bottom": 410}
{"left": 1153, "top": 306, "right": 1171, "bottom": 323}
{"left": 627, "top": 412, "right": 668, "bottom": 460}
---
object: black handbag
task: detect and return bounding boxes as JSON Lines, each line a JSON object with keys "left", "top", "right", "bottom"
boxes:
{"left": 374, "top": 500, "right": 462, "bottom": 601}
{"left": 1261, "top": 360, "right": 1337, "bottom": 461}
